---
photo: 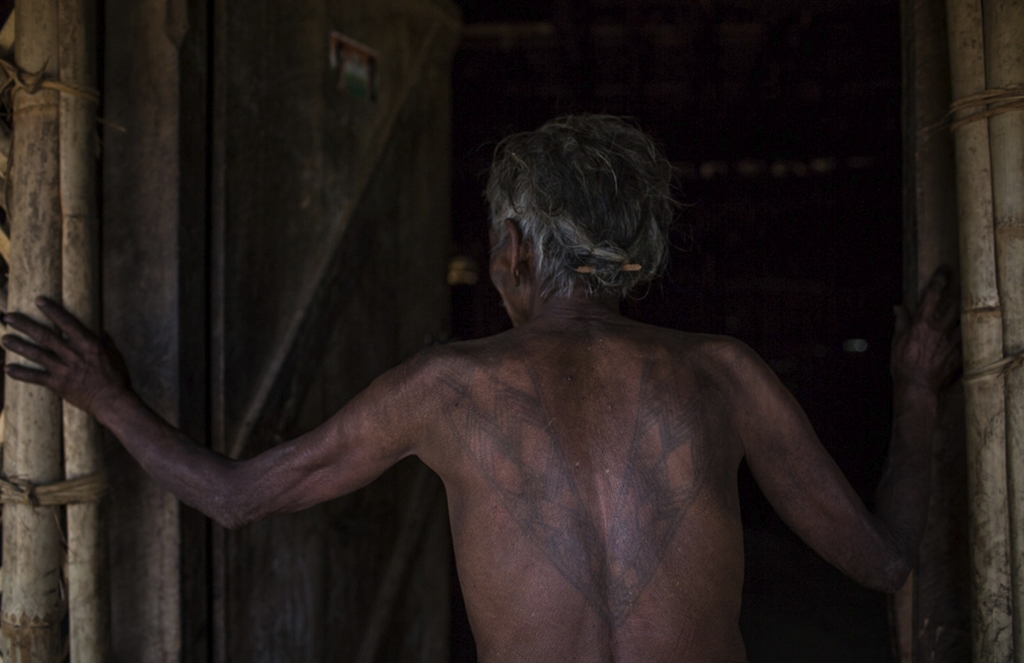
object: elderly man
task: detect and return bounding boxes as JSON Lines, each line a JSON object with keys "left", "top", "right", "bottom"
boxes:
{"left": 2, "top": 115, "right": 958, "bottom": 662}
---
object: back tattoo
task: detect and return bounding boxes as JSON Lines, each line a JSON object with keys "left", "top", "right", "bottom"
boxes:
{"left": 440, "top": 355, "right": 711, "bottom": 628}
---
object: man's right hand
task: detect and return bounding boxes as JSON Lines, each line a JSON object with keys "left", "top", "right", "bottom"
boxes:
{"left": 891, "top": 266, "right": 962, "bottom": 393}
{"left": 2, "top": 297, "right": 132, "bottom": 419}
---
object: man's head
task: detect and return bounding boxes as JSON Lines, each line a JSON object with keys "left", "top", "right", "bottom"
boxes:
{"left": 486, "top": 115, "right": 677, "bottom": 301}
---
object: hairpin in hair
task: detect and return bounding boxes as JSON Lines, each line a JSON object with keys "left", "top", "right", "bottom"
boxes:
{"left": 574, "top": 264, "right": 642, "bottom": 274}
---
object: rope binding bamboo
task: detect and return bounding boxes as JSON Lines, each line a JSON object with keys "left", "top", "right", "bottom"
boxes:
{"left": 0, "top": 470, "right": 108, "bottom": 507}
{"left": 925, "top": 87, "right": 1024, "bottom": 132}
{"left": 0, "top": 56, "right": 100, "bottom": 104}
{"left": 964, "top": 350, "right": 1024, "bottom": 384}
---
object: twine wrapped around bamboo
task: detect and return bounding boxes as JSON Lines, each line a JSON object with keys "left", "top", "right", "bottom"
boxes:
{"left": 945, "top": 0, "right": 1014, "bottom": 661}
{"left": 0, "top": 55, "right": 100, "bottom": 103}
{"left": 983, "top": 1, "right": 1024, "bottom": 660}
{"left": 964, "top": 352, "right": 1024, "bottom": 384}
{"left": 924, "top": 87, "right": 1024, "bottom": 133}
{"left": 948, "top": 88, "right": 1024, "bottom": 130}
{"left": 0, "top": 471, "right": 108, "bottom": 506}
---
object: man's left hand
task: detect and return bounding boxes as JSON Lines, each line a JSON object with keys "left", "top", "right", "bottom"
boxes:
{"left": 2, "top": 297, "right": 132, "bottom": 417}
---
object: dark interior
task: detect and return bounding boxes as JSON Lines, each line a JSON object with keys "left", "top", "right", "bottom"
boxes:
{"left": 449, "top": 1, "right": 902, "bottom": 660}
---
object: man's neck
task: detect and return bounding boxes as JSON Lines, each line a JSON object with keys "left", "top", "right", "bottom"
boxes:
{"left": 524, "top": 292, "right": 623, "bottom": 326}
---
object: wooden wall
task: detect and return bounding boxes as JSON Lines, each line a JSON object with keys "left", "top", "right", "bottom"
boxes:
{"left": 103, "top": 0, "right": 459, "bottom": 660}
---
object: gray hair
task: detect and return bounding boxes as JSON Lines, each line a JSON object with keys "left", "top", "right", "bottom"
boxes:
{"left": 485, "top": 114, "right": 677, "bottom": 299}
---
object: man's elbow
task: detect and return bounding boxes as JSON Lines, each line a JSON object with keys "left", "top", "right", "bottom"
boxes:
{"left": 210, "top": 508, "right": 250, "bottom": 531}
{"left": 864, "top": 553, "right": 915, "bottom": 594}
{"left": 205, "top": 483, "right": 260, "bottom": 530}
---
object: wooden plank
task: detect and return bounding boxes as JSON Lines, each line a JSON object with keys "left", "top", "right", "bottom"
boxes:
{"left": 209, "top": 5, "right": 459, "bottom": 660}
{"left": 102, "top": 0, "right": 189, "bottom": 658}
{"left": 228, "top": 16, "right": 454, "bottom": 460}
{"left": 175, "top": 1, "right": 213, "bottom": 661}
{"left": 355, "top": 464, "right": 442, "bottom": 663}
{"left": 209, "top": 0, "right": 229, "bottom": 660}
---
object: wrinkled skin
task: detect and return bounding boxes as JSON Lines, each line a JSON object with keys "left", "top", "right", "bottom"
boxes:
{"left": 2, "top": 228, "right": 959, "bottom": 662}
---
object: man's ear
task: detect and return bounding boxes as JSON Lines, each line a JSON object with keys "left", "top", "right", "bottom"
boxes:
{"left": 503, "top": 218, "right": 534, "bottom": 281}
{"left": 503, "top": 218, "right": 523, "bottom": 257}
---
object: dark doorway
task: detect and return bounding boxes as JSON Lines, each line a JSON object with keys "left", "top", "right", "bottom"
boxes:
{"left": 449, "top": 1, "right": 902, "bottom": 661}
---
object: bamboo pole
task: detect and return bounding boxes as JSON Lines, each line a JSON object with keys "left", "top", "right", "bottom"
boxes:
{"left": 0, "top": 0, "right": 67, "bottom": 660}
{"left": 945, "top": 0, "right": 1013, "bottom": 660}
{"left": 984, "top": 1, "right": 1024, "bottom": 660}
{"left": 58, "top": 0, "right": 107, "bottom": 660}
{"left": 0, "top": 10, "right": 16, "bottom": 57}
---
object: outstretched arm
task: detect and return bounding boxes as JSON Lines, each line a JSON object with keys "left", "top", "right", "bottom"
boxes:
{"left": 738, "top": 267, "right": 960, "bottom": 592}
{"left": 1, "top": 298, "right": 428, "bottom": 528}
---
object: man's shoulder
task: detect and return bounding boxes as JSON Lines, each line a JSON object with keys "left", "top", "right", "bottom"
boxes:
{"left": 388, "top": 336, "right": 504, "bottom": 387}
{"left": 687, "top": 332, "right": 761, "bottom": 367}
{"left": 629, "top": 324, "right": 756, "bottom": 365}
{"left": 397, "top": 325, "right": 767, "bottom": 386}
{"left": 444, "top": 322, "right": 756, "bottom": 359}
{"left": 629, "top": 326, "right": 778, "bottom": 396}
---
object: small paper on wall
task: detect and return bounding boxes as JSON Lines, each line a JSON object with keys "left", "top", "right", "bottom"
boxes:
{"left": 329, "top": 31, "right": 379, "bottom": 101}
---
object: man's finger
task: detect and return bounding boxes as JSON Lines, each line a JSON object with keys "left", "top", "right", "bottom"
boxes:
{"left": 3, "top": 363, "right": 54, "bottom": 388}
{"left": 35, "top": 297, "right": 92, "bottom": 346}
{"left": 0, "top": 334, "right": 62, "bottom": 368}
{"left": 1, "top": 312, "right": 74, "bottom": 360}
{"left": 916, "top": 265, "right": 952, "bottom": 321}
{"left": 934, "top": 284, "right": 961, "bottom": 331}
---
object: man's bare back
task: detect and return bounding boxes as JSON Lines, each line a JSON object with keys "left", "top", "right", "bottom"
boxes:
{"left": 0, "top": 115, "right": 960, "bottom": 662}
{"left": 420, "top": 312, "right": 750, "bottom": 661}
